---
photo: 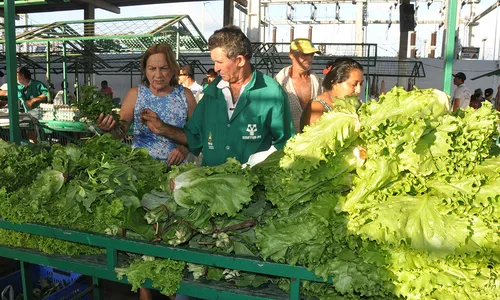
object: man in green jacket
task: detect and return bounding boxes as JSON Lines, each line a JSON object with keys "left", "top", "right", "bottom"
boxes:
{"left": 17, "top": 66, "right": 49, "bottom": 112}
{"left": 139, "top": 26, "right": 294, "bottom": 166}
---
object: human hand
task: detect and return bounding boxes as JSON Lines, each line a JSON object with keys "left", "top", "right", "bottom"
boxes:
{"left": 25, "top": 99, "right": 34, "bottom": 109}
{"left": 96, "top": 113, "right": 117, "bottom": 132}
{"left": 140, "top": 109, "right": 164, "bottom": 135}
{"left": 167, "top": 147, "right": 186, "bottom": 166}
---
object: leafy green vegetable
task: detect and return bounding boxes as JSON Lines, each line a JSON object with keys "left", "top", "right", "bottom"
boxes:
{"left": 116, "top": 257, "right": 185, "bottom": 296}
{"left": 169, "top": 158, "right": 258, "bottom": 217}
{"left": 76, "top": 85, "right": 119, "bottom": 123}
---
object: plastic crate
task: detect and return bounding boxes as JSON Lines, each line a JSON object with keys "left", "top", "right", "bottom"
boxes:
{"left": 0, "top": 265, "right": 88, "bottom": 300}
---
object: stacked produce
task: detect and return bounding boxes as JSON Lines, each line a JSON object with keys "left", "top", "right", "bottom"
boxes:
{"left": 254, "top": 87, "right": 500, "bottom": 299}
{"left": 0, "top": 135, "right": 185, "bottom": 295}
{"left": 1, "top": 86, "right": 499, "bottom": 299}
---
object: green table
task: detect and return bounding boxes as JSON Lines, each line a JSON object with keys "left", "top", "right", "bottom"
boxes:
{"left": 0, "top": 220, "right": 330, "bottom": 300}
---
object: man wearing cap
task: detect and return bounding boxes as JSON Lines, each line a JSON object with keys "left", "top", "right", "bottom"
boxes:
{"left": 452, "top": 72, "right": 471, "bottom": 112}
{"left": 275, "top": 38, "right": 322, "bottom": 133}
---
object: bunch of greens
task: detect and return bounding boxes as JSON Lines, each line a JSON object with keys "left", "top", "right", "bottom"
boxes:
{"left": 256, "top": 87, "right": 500, "bottom": 299}
{"left": 0, "top": 134, "right": 169, "bottom": 255}
{"left": 0, "top": 140, "right": 50, "bottom": 192}
{"left": 116, "top": 256, "right": 185, "bottom": 296}
{"left": 76, "top": 85, "right": 119, "bottom": 123}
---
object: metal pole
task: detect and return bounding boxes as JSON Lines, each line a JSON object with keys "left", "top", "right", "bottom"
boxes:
{"left": 62, "top": 42, "right": 68, "bottom": 105}
{"left": 46, "top": 41, "right": 51, "bottom": 102}
{"left": 443, "top": 0, "right": 458, "bottom": 95}
{"left": 397, "top": 0, "right": 410, "bottom": 87}
{"left": 5, "top": 0, "right": 21, "bottom": 144}
{"left": 482, "top": 38, "right": 487, "bottom": 60}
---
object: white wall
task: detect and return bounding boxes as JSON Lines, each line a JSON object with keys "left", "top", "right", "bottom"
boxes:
{"left": 373, "top": 58, "right": 500, "bottom": 97}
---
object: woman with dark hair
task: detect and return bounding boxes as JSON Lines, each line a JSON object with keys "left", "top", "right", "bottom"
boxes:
{"left": 300, "top": 57, "right": 364, "bottom": 131}
{"left": 97, "top": 44, "right": 197, "bottom": 166}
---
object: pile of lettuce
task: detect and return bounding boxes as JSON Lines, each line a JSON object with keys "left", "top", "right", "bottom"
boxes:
{"left": 254, "top": 87, "right": 500, "bottom": 299}
{"left": 0, "top": 135, "right": 169, "bottom": 254}
{"left": 2, "top": 86, "right": 500, "bottom": 299}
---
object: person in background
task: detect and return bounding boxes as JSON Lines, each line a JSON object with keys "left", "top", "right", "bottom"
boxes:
{"left": 452, "top": 72, "right": 471, "bottom": 112}
{"left": 139, "top": 25, "right": 294, "bottom": 167}
{"left": 48, "top": 83, "right": 56, "bottom": 102}
{"left": 53, "top": 81, "right": 75, "bottom": 105}
{"left": 470, "top": 88, "right": 484, "bottom": 109}
{"left": 300, "top": 57, "right": 364, "bottom": 131}
{"left": 275, "top": 38, "right": 322, "bottom": 133}
{"left": 0, "top": 83, "right": 8, "bottom": 107}
{"left": 100, "top": 80, "right": 114, "bottom": 98}
{"left": 484, "top": 88, "right": 494, "bottom": 105}
{"left": 97, "top": 43, "right": 197, "bottom": 168}
{"left": 204, "top": 68, "right": 218, "bottom": 88}
{"left": 17, "top": 66, "right": 49, "bottom": 112}
{"left": 178, "top": 64, "right": 204, "bottom": 102}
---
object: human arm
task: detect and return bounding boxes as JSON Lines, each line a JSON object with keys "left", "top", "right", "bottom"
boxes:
{"left": 166, "top": 88, "right": 198, "bottom": 166}
{"left": 140, "top": 109, "right": 188, "bottom": 146}
{"left": 25, "top": 82, "right": 49, "bottom": 109}
{"left": 452, "top": 97, "right": 460, "bottom": 112}
{"left": 97, "top": 87, "right": 136, "bottom": 139}
{"left": 300, "top": 100, "right": 326, "bottom": 132}
{"left": 270, "top": 87, "right": 294, "bottom": 149}
{"left": 25, "top": 94, "right": 48, "bottom": 109}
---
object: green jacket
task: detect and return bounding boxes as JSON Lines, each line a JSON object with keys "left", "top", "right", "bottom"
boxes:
{"left": 184, "top": 68, "right": 294, "bottom": 166}
{"left": 18, "top": 80, "right": 49, "bottom": 110}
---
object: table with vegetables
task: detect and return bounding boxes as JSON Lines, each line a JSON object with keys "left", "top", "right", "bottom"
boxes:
{"left": 0, "top": 86, "right": 499, "bottom": 300}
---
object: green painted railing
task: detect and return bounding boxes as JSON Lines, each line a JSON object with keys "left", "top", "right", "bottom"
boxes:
{"left": 0, "top": 220, "right": 330, "bottom": 300}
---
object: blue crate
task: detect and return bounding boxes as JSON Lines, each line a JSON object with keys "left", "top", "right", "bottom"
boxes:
{"left": 0, "top": 265, "right": 88, "bottom": 300}
{"left": 0, "top": 270, "right": 22, "bottom": 298}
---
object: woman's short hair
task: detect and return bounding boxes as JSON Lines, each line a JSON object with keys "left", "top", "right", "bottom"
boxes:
{"left": 208, "top": 25, "right": 252, "bottom": 61}
{"left": 141, "top": 44, "right": 179, "bottom": 87}
{"left": 323, "top": 57, "right": 364, "bottom": 91}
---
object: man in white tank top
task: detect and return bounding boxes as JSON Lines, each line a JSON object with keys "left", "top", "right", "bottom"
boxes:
{"left": 275, "top": 38, "right": 322, "bottom": 133}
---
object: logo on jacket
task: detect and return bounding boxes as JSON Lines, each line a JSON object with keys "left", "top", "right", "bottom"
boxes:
{"left": 208, "top": 131, "right": 214, "bottom": 150}
{"left": 243, "top": 124, "right": 261, "bottom": 140}
{"left": 246, "top": 124, "right": 257, "bottom": 136}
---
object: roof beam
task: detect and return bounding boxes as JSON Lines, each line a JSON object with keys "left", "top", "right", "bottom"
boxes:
{"left": 0, "top": 9, "right": 20, "bottom": 20}
{"left": 76, "top": 0, "right": 120, "bottom": 14}
{"left": 471, "top": 0, "right": 499, "bottom": 23}
{"left": 235, "top": 0, "right": 247, "bottom": 6}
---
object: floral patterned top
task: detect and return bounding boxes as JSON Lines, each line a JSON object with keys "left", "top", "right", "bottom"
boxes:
{"left": 133, "top": 84, "right": 188, "bottom": 162}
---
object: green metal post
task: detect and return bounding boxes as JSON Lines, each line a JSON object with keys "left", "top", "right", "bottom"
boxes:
{"left": 92, "top": 276, "right": 102, "bottom": 300}
{"left": 46, "top": 41, "right": 52, "bottom": 102}
{"left": 442, "top": 0, "right": 458, "bottom": 95}
{"left": 4, "top": 0, "right": 20, "bottom": 144}
{"left": 289, "top": 278, "right": 300, "bottom": 300}
{"left": 62, "top": 42, "right": 68, "bottom": 104}
{"left": 106, "top": 247, "right": 118, "bottom": 270}
{"left": 20, "top": 261, "right": 33, "bottom": 300}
